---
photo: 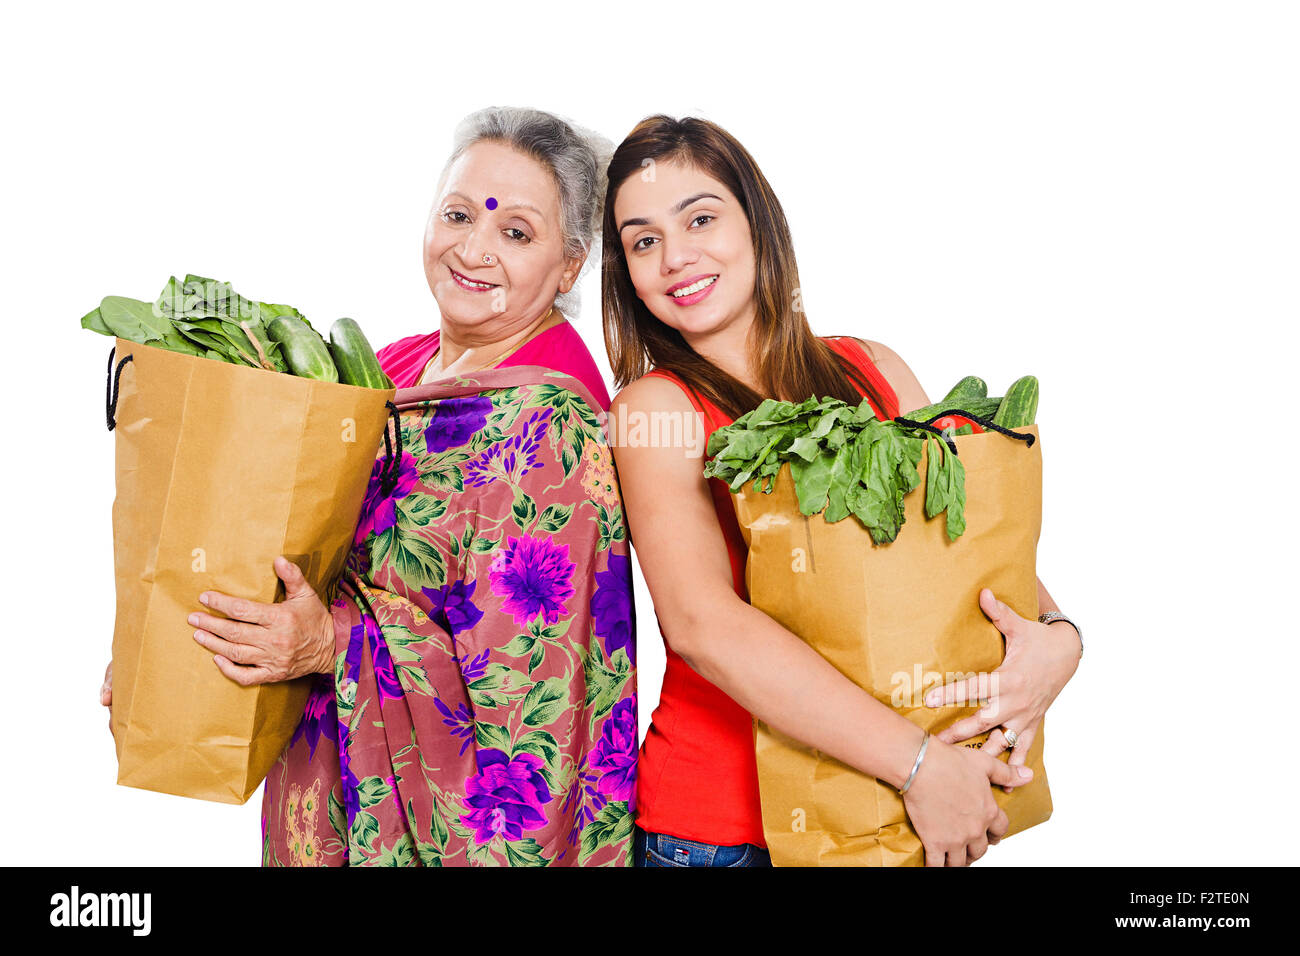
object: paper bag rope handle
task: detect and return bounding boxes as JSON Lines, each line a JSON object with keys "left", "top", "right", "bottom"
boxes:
{"left": 106, "top": 346, "right": 134, "bottom": 432}
{"left": 892, "top": 407, "right": 1036, "bottom": 455}
{"left": 378, "top": 400, "right": 403, "bottom": 496}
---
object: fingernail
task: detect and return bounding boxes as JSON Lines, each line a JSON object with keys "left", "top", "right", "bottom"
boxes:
{"left": 1018, "top": 767, "right": 1032, "bottom": 779}
{"left": 199, "top": 593, "right": 209, "bottom": 605}
{"left": 187, "top": 613, "right": 198, "bottom": 625}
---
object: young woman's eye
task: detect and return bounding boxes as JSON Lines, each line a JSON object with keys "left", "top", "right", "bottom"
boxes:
{"left": 691, "top": 214, "right": 714, "bottom": 228}
{"left": 505, "top": 227, "right": 531, "bottom": 243}
{"left": 632, "top": 236, "right": 657, "bottom": 252}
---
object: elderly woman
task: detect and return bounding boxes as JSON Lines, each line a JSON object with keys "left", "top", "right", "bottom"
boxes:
{"left": 103, "top": 107, "right": 638, "bottom": 867}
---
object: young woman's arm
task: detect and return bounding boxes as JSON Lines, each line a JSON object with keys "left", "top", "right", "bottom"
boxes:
{"left": 610, "top": 375, "right": 1031, "bottom": 866}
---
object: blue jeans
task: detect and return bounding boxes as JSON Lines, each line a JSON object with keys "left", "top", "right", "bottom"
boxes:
{"left": 634, "top": 826, "right": 773, "bottom": 867}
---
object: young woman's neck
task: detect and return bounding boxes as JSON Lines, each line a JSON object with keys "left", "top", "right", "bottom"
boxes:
{"left": 679, "top": 307, "right": 762, "bottom": 394}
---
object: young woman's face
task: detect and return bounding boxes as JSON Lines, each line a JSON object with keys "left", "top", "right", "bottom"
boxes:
{"left": 613, "top": 159, "right": 756, "bottom": 338}
{"left": 424, "top": 140, "right": 582, "bottom": 331}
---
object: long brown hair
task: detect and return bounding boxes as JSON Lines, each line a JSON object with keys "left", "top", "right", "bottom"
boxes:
{"left": 601, "top": 115, "right": 885, "bottom": 421}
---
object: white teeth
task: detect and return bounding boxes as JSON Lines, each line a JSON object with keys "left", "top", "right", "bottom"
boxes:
{"left": 456, "top": 273, "right": 494, "bottom": 289}
{"left": 671, "top": 275, "right": 717, "bottom": 297}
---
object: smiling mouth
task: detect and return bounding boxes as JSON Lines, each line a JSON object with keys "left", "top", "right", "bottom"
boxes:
{"left": 449, "top": 267, "right": 499, "bottom": 290}
{"left": 669, "top": 275, "right": 718, "bottom": 298}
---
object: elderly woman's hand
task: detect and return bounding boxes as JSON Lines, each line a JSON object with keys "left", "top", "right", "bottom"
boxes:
{"left": 923, "top": 588, "right": 1080, "bottom": 791}
{"left": 188, "top": 556, "right": 336, "bottom": 686}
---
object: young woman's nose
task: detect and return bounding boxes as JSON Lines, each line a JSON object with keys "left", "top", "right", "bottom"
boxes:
{"left": 658, "top": 230, "right": 701, "bottom": 274}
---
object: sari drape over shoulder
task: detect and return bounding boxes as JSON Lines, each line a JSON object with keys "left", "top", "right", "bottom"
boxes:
{"left": 262, "top": 364, "right": 636, "bottom": 866}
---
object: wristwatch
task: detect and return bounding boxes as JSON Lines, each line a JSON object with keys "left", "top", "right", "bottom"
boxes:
{"left": 1039, "top": 611, "right": 1082, "bottom": 658}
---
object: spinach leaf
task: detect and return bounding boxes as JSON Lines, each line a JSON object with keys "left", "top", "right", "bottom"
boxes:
{"left": 83, "top": 273, "right": 300, "bottom": 372}
{"left": 704, "top": 395, "right": 968, "bottom": 544}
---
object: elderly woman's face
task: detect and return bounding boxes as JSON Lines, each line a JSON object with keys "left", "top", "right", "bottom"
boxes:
{"left": 424, "top": 140, "right": 582, "bottom": 332}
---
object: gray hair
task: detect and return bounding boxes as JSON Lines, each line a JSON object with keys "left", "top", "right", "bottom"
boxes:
{"left": 438, "top": 106, "right": 614, "bottom": 318}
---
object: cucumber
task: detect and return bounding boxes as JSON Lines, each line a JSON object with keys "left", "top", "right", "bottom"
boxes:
{"left": 903, "top": 395, "right": 1001, "bottom": 423}
{"left": 992, "top": 375, "right": 1039, "bottom": 427}
{"left": 266, "top": 315, "right": 338, "bottom": 382}
{"left": 329, "top": 317, "right": 393, "bottom": 389}
{"left": 941, "top": 375, "right": 988, "bottom": 404}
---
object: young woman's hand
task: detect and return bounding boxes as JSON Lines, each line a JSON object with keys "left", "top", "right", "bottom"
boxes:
{"left": 902, "top": 733, "right": 1034, "bottom": 866}
{"left": 101, "top": 660, "right": 113, "bottom": 736}
{"left": 187, "top": 556, "right": 335, "bottom": 685}
{"left": 924, "top": 588, "right": 1081, "bottom": 791}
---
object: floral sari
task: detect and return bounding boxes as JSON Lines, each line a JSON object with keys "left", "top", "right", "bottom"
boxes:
{"left": 262, "top": 366, "right": 636, "bottom": 866}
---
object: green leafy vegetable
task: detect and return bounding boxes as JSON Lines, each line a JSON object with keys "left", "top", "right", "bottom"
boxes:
{"left": 82, "top": 273, "right": 307, "bottom": 372}
{"left": 704, "top": 395, "right": 967, "bottom": 544}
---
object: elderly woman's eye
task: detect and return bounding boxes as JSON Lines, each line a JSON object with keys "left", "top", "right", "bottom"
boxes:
{"left": 505, "top": 227, "right": 531, "bottom": 243}
{"left": 442, "top": 210, "right": 470, "bottom": 223}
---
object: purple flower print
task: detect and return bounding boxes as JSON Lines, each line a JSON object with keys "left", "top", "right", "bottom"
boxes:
{"left": 460, "top": 749, "right": 553, "bottom": 844}
{"left": 459, "top": 648, "right": 489, "bottom": 684}
{"left": 368, "top": 616, "right": 403, "bottom": 702}
{"left": 354, "top": 450, "right": 419, "bottom": 544}
{"left": 587, "top": 697, "right": 637, "bottom": 809}
{"left": 464, "top": 407, "right": 552, "bottom": 487}
{"left": 290, "top": 673, "right": 336, "bottom": 760}
{"left": 434, "top": 697, "right": 475, "bottom": 756}
{"left": 561, "top": 754, "right": 605, "bottom": 849}
{"left": 338, "top": 615, "right": 366, "bottom": 837}
{"left": 421, "top": 578, "right": 484, "bottom": 637}
{"left": 590, "top": 552, "right": 635, "bottom": 665}
{"left": 425, "top": 395, "right": 492, "bottom": 454}
{"left": 489, "top": 535, "right": 575, "bottom": 630}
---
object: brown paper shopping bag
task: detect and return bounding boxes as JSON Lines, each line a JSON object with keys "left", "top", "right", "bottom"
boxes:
{"left": 734, "top": 424, "right": 1051, "bottom": 866}
{"left": 105, "top": 338, "right": 396, "bottom": 803}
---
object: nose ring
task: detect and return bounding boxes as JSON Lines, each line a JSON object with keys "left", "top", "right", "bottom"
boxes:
{"left": 483, "top": 254, "right": 494, "bottom": 265}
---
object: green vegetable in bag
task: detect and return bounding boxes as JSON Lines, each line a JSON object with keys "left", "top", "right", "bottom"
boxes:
{"left": 704, "top": 395, "right": 967, "bottom": 544}
{"left": 80, "top": 273, "right": 390, "bottom": 389}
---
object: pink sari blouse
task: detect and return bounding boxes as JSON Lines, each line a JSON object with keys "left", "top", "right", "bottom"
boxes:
{"left": 376, "top": 318, "right": 612, "bottom": 411}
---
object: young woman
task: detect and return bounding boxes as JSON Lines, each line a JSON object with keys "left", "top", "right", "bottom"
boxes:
{"left": 601, "top": 115, "right": 1082, "bottom": 867}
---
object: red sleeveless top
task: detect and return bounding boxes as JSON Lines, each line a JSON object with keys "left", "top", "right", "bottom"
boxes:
{"left": 635, "top": 336, "right": 901, "bottom": 847}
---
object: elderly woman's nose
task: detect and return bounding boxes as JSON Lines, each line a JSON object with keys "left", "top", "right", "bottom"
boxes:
{"left": 459, "top": 221, "right": 498, "bottom": 265}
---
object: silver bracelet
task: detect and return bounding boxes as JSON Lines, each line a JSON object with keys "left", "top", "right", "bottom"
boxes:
{"left": 1039, "top": 611, "right": 1083, "bottom": 658}
{"left": 898, "top": 731, "right": 930, "bottom": 795}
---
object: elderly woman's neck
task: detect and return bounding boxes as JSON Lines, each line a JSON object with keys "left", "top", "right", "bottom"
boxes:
{"left": 432, "top": 306, "right": 563, "bottom": 378}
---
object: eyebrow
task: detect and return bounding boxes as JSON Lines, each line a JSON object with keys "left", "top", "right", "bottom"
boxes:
{"left": 617, "top": 192, "right": 723, "bottom": 234}
{"left": 444, "top": 192, "right": 544, "bottom": 218}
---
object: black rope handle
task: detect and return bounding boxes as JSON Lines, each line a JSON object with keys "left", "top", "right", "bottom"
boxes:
{"left": 378, "top": 400, "right": 403, "bottom": 496}
{"left": 106, "top": 347, "right": 135, "bottom": 432}
{"left": 893, "top": 416, "right": 960, "bottom": 456}
{"left": 896, "top": 407, "right": 1036, "bottom": 451}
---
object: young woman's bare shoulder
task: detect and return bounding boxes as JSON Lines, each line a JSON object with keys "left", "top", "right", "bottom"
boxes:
{"left": 610, "top": 373, "right": 695, "bottom": 417}
{"left": 851, "top": 338, "right": 932, "bottom": 411}
{"left": 607, "top": 373, "right": 710, "bottom": 469}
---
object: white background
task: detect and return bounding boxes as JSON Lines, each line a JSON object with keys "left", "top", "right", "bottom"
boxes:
{"left": 3, "top": 1, "right": 1295, "bottom": 866}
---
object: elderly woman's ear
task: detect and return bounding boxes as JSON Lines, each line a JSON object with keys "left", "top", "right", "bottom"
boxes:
{"left": 558, "top": 252, "right": 587, "bottom": 295}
